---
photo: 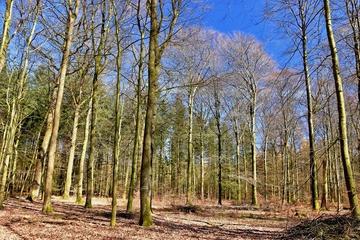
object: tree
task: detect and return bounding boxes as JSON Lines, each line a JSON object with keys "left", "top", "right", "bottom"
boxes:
{"left": 127, "top": 0, "right": 145, "bottom": 214}
{"left": 223, "top": 34, "right": 273, "bottom": 206}
{"left": 42, "top": 0, "right": 80, "bottom": 213}
{"left": 323, "top": 0, "right": 360, "bottom": 218}
{"left": 139, "top": 0, "right": 181, "bottom": 226}
{"left": 111, "top": 0, "right": 129, "bottom": 227}
{"left": 85, "top": 0, "right": 111, "bottom": 209}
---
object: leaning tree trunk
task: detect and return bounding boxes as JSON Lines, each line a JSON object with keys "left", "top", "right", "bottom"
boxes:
{"left": 323, "top": 0, "right": 360, "bottom": 218}
{"left": 43, "top": 0, "right": 79, "bottom": 213}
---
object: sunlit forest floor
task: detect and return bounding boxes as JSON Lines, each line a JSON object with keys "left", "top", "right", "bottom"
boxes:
{"left": 0, "top": 197, "right": 356, "bottom": 239}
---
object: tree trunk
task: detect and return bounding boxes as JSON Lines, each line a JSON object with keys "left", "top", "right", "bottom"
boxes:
{"left": 250, "top": 99, "right": 257, "bottom": 206}
{"left": 139, "top": 0, "right": 159, "bottom": 226}
{"left": 323, "top": 0, "right": 360, "bottom": 218}
{"left": 76, "top": 98, "right": 91, "bottom": 204}
{"left": 186, "top": 90, "right": 194, "bottom": 204}
{"left": 214, "top": 86, "right": 222, "bottom": 206}
{"left": 264, "top": 135, "right": 268, "bottom": 202}
{"left": 63, "top": 104, "right": 81, "bottom": 199}
{"left": 234, "top": 118, "right": 241, "bottom": 203}
{"left": 85, "top": 0, "right": 107, "bottom": 208}
{"left": 111, "top": 8, "right": 124, "bottom": 225}
{"left": 127, "top": 24, "right": 144, "bottom": 213}
{"left": 299, "top": 5, "right": 319, "bottom": 209}
{"left": 200, "top": 121, "right": 205, "bottom": 200}
{"left": 43, "top": 1, "right": 78, "bottom": 213}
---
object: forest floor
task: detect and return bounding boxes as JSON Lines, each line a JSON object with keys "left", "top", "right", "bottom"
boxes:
{"left": 0, "top": 196, "right": 352, "bottom": 239}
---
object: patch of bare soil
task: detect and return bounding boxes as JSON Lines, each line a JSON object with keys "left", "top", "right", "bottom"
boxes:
{"left": 0, "top": 197, "right": 316, "bottom": 240}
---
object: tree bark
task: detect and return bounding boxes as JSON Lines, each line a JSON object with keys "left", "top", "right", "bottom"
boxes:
{"left": 63, "top": 104, "right": 81, "bottom": 199}
{"left": 299, "top": 3, "right": 320, "bottom": 210}
{"left": 127, "top": 12, "right": 144, "bottom": 212}
{"left": 250, "top": 100, "right": 257, "bottom": 206}
{"left": 76, "top": 99, "right": 91, "bottom": 204}
{"left": 214, "top": 85, "right": 222, "bottom": 206}
{"left": 323, "top": 0, "right": 360, "bottom": 218}
{"left": 43, "top": 0, "right": 79, "bottom": 213}
{"left": 186, "top": 90, "right": 194, "bottom": 204}
{"left": 85, "top": 0, "right": 107, "bottom": 209}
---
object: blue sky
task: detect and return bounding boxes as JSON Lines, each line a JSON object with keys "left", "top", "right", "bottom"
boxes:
{"left": 0, "top": 0, "right": 290, "bottom": 66}
{"left": 203, "top": 0, "right": 290, "bottom": 66}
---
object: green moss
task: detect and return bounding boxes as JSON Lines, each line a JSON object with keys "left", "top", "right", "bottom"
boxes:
{"left": 42, "top": 203, "right": 53, "bottom": 214}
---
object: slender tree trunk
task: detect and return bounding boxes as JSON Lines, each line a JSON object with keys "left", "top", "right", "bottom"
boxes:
{"left": 322, "top": 121, "right": 330, "bottom": 209}
{"left": 264, "top": 135, "right": 268, "bottom": 202}
{"left": 234, "top": 118, "right": 241, "bottom": 203}
{"left": 299, "top": 7, "right": 319, "bottom": 209}
{"left": 76, "top": 98, "right": 91, "bottom": 204}
{"left": 85, "top": 0, "right": 107, "bottom": 208}
{"left": 186, "top": 90, "right": 194, "bottom": 204}
{"left": 323, "top": 0, "right": 360, "bottom": 218}
{"left": 127, "top": 24, "right": 144, "bottom": 213}
{"left": 250, "top": 99, "right": 257, "bottom": 206}
{"left": 63, "top": 104, "right": 81, "bottom": 199}
{"left": 43, "top": 1, "right": 79, "bottom": 213}
{"left": 214, "top": 86, "right": 222, "bottom": 206}
{"left": 200, "top": 121, "right": 205, "bottom": 200}
{"left": 111, "top": 9, "right": 124, "bottom": 225}
{"left": 9, "top": 135, "right": 19, "bottom": 195}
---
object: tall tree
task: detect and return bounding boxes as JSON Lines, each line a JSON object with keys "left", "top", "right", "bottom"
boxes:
{"left": 323, "top": 0, "right": 360, "bottom": 218}
{"left": 85, "top": 0, "right": 110, "bottom": 209}
{"left": 139, "top": 0, "right": 181, "bottom": 226}
{"left": 42, "top": 0, "right": 80, "bottom": 213}
{"left": 111, "top": 0, "right": 128, "bottom": 227}
{"left": 127, "top": 0, "right": 145, "bottom": 214}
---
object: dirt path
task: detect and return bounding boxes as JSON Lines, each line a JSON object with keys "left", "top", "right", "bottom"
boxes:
{"left": 0, "top": 197, "right": 299, "bottom": 240}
